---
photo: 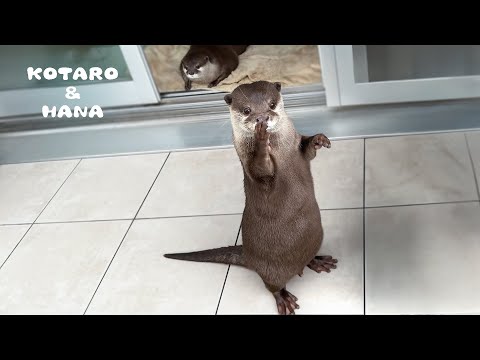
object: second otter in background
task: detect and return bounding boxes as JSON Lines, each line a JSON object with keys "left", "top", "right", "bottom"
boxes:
{"left": 180, "top": 45, "right": 248, "bottom": 90}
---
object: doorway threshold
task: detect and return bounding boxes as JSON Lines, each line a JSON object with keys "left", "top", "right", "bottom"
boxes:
{"left": 1, "top": 93, "right": 480, "bottom": 165}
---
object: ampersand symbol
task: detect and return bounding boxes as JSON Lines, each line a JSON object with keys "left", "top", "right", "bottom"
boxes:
{"left": 65, "top": 86, "right": 80, "bottom": 100}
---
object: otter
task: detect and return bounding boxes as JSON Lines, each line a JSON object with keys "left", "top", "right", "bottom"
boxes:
{"left": 165, "top": 81, "right": 337, "bottom": 315}
{"left": 180, "top": 45, "right": 248, "bottom": 90}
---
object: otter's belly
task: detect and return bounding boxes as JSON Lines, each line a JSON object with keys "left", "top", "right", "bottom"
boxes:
{"left": 241, "top": 197, "right": 323, "bottom": 274}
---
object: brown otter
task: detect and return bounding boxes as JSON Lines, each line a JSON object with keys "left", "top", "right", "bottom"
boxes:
{"left": 164, "top": 81, "right": 337, "bottom": 315}
{"left": 180, "top": 45, "right": 248, "bottom": 90}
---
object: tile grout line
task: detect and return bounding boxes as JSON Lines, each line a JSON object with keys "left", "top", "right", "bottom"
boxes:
{"left": 465, "top": 133, "right": 480, "bottom": 201}
{"left": 215, "top": 222, "right": 242, "bottom": 315}
{"left": 83, "top": 152, "right": 171, "bottom": 315}
{"left": 134, "top": 207, "right": 366, "bottom": 218}
{"left": 0, "top": 147, "right": 231, "bottom": 167}
{"left": 0, "top": 223, "right": 32, "bottom": 227}
{"left": 366, "top": 200, "right": 479, "bottom": 210}
{"left": 3, "top": 207, "right": 371, "bottom": 227}
{"left": 1, "top": 200, "right": 479, "bottom": 227}
{"left": 2, "top": 213, "right": 245, "bottom": 227}
{"left": 132, "top": 151, "right": 171, "bottom": 222}
{"left": 134, "top": 213, "right": 244, "bottom": 220}
{"left": 363, "top": 138, "right": 366, "bottom": 316}
{"left": 0, "top": 158, "right": 83, "bottom": 271}
{"left": 32, "top": 218, "right": 134, "bottom": 225}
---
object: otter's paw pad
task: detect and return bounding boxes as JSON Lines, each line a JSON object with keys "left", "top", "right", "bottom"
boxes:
{"left": 273, "top": 289, "right": 299, "bottom": 315}
{"left": 307, "top": 255, "right": 338, "bottom": 273}
{"left": 313, "top": 134, "right": 331, "bottom": 149}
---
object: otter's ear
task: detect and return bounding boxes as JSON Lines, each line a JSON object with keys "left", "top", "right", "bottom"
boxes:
{"left": 224, "top": 94, "right": 233, "bottom": 105}
{"left": 274, "top": 82, "right": 282, "bottom": 92}
{"left": 205, "top": 55, "right": 209, "bottom": 62}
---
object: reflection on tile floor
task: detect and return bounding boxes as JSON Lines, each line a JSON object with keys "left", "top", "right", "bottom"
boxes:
{"left": 38, "top": 154, "right": 168, "bottom": 222}
{"left": 366, "top": 202, "right": 480, "bottom": 315}
{"left": 365, "top": 133, "right": 478, "bottom": 207}
{"left": 0, "top": 221, "right": 130, "bottom": 314}
{"left": 0, "top": 131, "right": 480, "bottom": 314}
{"left": 86, "top": 215, "right": 241, "bottom": 315}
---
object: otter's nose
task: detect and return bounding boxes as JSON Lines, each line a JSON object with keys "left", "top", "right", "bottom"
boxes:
{"left": 256, "top": 115, "right": 270, "bottom": 123}
{"left": 188, "top": 71, "right": 195, "bottom": 75}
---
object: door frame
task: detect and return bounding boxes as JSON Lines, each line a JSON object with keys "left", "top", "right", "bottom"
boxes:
{"left": 319, "top": 45, "right": 480, "bottom": 107}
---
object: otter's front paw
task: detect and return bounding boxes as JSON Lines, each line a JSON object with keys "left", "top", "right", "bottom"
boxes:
{"left": 184, "top": 81, "right": 192, "bottom": 91}
{"left": 255, "top": 121, "right": 270, "bottom": 142}
{"left": 312, "top": 134, "right": 331, "bottom": 149}
{"left": 255, "top": 121, "right": 271, "bottom": 152}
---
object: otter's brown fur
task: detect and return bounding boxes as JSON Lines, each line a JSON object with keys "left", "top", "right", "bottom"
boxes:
{"left": 180, "top": 45, "right": 248, "bottom": 90}
{"left": 165, "top": 81, "right": 337, "bottom": 315}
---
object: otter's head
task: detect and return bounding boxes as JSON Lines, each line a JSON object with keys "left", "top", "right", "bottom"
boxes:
{"left": 182, "top": 54, "right": 210, "bottom": 79}
{"left": 224, "top": 81, "right": 285, "bottom": 136}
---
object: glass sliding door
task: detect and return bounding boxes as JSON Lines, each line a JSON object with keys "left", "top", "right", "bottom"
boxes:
{"left": 319, "top": 45, "right": 480, "bottom": 106}
{"left": 142, "top": 45, "right": 323, "bottom": 95}
{"left": 0, "top": 45, "right": 159, "bottom": 118}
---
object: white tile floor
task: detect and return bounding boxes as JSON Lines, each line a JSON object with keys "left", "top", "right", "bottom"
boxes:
{"left": 0, "top": 131, "right": 479, "bottom": 315}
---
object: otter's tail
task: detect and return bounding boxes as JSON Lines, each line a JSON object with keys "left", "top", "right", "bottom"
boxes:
{"left": 164, "top": 245, "right": 244, "bottom": 266}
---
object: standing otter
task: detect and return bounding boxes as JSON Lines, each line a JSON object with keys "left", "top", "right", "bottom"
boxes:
{"left": 165, "top": 81, "right": 337, "bottom": 315}
{"left": 180, "top": 45, "right": 248, "bottom": 90}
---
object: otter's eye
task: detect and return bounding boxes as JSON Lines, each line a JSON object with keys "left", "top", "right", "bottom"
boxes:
{"left": 269, "top": 101, "right": 276, "bottom": 109}
{"left": 243, "top": 107, "right": 251, "bottom": 115}
{"left": 195, "top": 65, "right": 200, "bottom": 70}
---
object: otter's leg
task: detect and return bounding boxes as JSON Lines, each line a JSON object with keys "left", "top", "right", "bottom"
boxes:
{"left": 264, "top": 282, "right": 299, "bottom": 315}
{"left": 307, "top": 255, "right": 338, "bottom": 273}
{"left": 208, "top": 71, "right": 229, "bottom": 87}
{"left": 247, "top": 120, "right": 274, "bottom": 179}
{"left": 300, "top": 134, "right": 331, "bottom": 160}
{"left": 209, "top": 57, "right": 238, "bottom": 87}
{"left": 180, "top": 70, "right": 192, "bottom": 90}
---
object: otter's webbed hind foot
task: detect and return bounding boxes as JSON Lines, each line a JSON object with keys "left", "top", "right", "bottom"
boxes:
{"left": 273, "top": 289, "right": 299, "bottom": 315}
{"left": 307, "top": 255, "right": 338, "bottom": 273}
